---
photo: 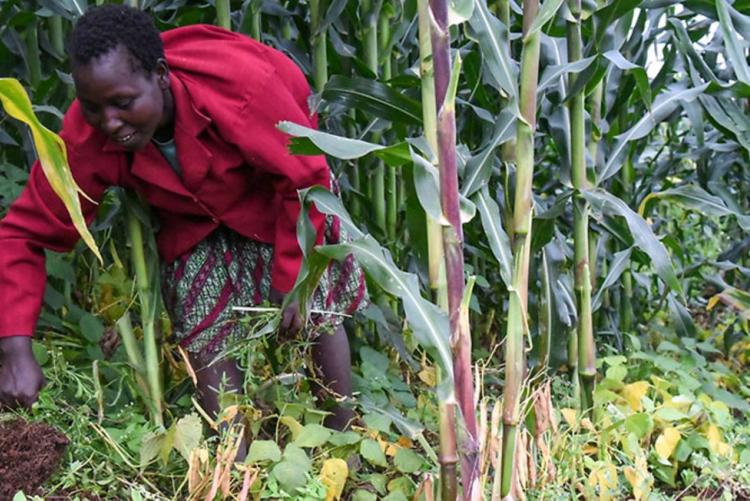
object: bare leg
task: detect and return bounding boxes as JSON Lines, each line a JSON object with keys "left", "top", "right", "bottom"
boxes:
{"left": 188, "top": 351, "right": 247, "bottom": 459}
{"left": 310, "top": 324, "right": 355, "bottom": 430}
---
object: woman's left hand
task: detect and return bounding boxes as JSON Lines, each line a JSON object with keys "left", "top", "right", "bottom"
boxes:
{"left": 269, "top": 288, "right": 304, "bottom": 337}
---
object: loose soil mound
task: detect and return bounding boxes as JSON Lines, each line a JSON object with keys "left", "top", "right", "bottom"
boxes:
{"left": 0, "top": 419, "right": 69, "bottom": 499}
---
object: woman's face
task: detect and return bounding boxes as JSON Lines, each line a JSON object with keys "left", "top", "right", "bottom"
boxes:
{"left": 72, "top": 45, "right": 173, "bottom": 152}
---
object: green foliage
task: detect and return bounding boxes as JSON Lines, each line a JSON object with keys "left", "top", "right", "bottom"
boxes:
{"left": 0, "top": 0, "right": 749, "bottom": 499}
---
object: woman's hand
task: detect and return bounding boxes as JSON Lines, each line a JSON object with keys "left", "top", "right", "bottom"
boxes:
{"left": 0, "top": 336, "right": 44, "bottom": 410}
{"left": 269, "top": 288, "right": 304, "bottom": 338}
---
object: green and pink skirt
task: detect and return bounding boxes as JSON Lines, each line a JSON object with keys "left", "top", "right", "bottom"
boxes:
{"left": 161, "top": 215, "right": 367, "bottom": 354}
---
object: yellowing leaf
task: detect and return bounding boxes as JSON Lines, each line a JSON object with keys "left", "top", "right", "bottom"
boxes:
{"left": 706, "top": 424, "right": 732, "bottom": 457}
{"left": 397, "top": 436, "right": 413, "bottom": 449}
{"left": 385, "top": 443, "right": 402, "bottom": 457}
{"left": 624, "top": 460, "right": 652, "bottom": 501}
{"left": 280, "top": 416, "right": 303, "bottom": 441}
{"left": 655, "top": 427, "right": 681, "bottom": 462}
{"left": 582, "top": 444, "right": 598, "bottom": 455}
{"left": 0, "top": 78, "right": 101, "bottom": 262}
{"left": 418, "top": 367, "right": 437, "bottom": 386}
{"left": 707, "top": 294, "right": 721, "bottom": 311}
{"left": 622, "top": 381, "right": 649, "bottom": 411}
{"left": 319, "top": 458, "right": 348, "bottom": 501}
{"left": 588, "top": 462, "right": 618, "bottom": 500}
{"left": 561, "top": 408, "right": 577, "bottom": 428}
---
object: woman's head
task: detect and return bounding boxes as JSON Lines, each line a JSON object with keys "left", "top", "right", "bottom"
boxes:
{"left": 69, "top": 5, "right": 174, "bottom": 151}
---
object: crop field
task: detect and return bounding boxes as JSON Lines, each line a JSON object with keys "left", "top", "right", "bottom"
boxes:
{"left": 1, "top": 0, "right": 750, "bottom": 500}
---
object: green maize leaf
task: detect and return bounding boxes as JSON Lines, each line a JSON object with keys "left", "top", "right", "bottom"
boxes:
{"left": 668, "top": 293, "right": 697, "bottom": 337}
{"left": 602, "top": 50, "right": 652, "bottom": 106}
{"left": 407, "top": 145, "right": 476, "bottom": 224}
{"left": 592, "top": 246, "right": 633, "bottom": 311}
{"left": 322, "top": 75, "right": 422, "bottom": 125}
{"left": 0, "top": 78, "right": 101, "bottom": 262}
{"left": 583, "top": 188, "right": 683, "bottom": 296}
{"left": 448, "top": 0, "right": 475, "bottom": 25}
{"left": 316, "top": 236, "right": 454, "bottom": 389}
{"left": 593, "top": 0, "right": 644, "bottom": 48}
{"left": 716, "top": 0, "right": 750, "bottom": 84}
{"left": 537, "top": 55, "right": 597, "bottom": 95}
{"left": 640, "top": 184, "right": 750, "bottom": 231}
{"left": 466, "top": 0, "right": 517, "bottom": 99}
{"left": 475, "top": 187, "right": 512, "bottom": 287}
{"left": 461, "top": 109, "right": 515, "bottom": 197}
{"left": 279, "top": 120, "right": 409, "bottom": 164}
{"left": 526, "top": 0, "right": 564, "bottom": 40}
{"left": 293, "top": 189, "right": 454, "bottom": 392}
{"left": 409, "top": 146, "right": 443, "bottom": 222}
{"left": 598, "top": 83, "right": 708, "bottom": 184}
{"left": 441, "top": 52, "right": 462, "bottom": 114}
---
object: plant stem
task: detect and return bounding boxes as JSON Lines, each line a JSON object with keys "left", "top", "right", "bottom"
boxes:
{"left": 501, "top": 0, "right": 541, "bottom": 496}
{"left": 216, "top": 0, "right": 231, "bottom": 30}
{"left": 380, "top": 4, "right": 398, "bottom": 241}
{"left": 126, "top": 200, "right": 163, "bottom": 428}
{"left": 361, "top": 0, "right": 386, "bottom": 235}
{"left": 24, "top": 20, "right": 41, "bottom": 88}
{"left": 567, "top": 0, "right": 596, "bottom": 414}
{"left": 49, "top": 16, "right": 65, "bottom": 59}
{"left": 430, "top": 0, "right": 480, "bottom": 497}
{"left": 418, "top": 0, "right": 448, "bottom": 309}
{"left": 310, "top": 0, "right": 328, "bottom": 92}
{"left": 249, "top": 0, "right": 262, "bottom": 39}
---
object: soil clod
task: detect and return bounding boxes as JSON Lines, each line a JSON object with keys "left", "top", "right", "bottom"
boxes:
{"left": 0, "top": 419, "right": 69, "bottom": 500}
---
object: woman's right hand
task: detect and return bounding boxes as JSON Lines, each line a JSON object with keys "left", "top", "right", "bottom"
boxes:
{"left": 0, "top": 336, "right": 44, "bottom": 409}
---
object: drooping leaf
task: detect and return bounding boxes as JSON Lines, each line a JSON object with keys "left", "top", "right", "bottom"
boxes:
{"left": 466, "top": 0, "right": 517, "bottom": 99}
{"left": 409, "top": 146, "right": 443, "bottom": 222}
{"left": 639, "top": 184, "right": 750, "bottom": 231}
{"left": 583, "top": 188, "right": 683, "bottom": 296}
{"left": 279, "top": 120, "right": 402, "bottom": 161}
{"left": 716, "top": 0, "right": 750, "bottom": 84}
{"left": 602, "top": 50, "right": 652, "bottom": 106}
{"left": 0, "top": 78, "right": 101, "bottom": 262}
{"left": 475, "top": 187, "right": 512, "bottom": 287}
{"left": 322, "top": 75, "right": 422, "bottom": 125}
{"left": 593, "top": 247, "right": 633, "bottom": 311}
{"left": 599, "top": 84, "right": 709, "bottom": 183}
{"left": 294, "top": 189, "right": 454, "bottom": 390}
{"left": 461, "top": 110, "right": 515, "bottom": 197}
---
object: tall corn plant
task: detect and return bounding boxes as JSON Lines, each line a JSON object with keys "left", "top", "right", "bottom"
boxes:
{"left": 500, "top": 0, "right": 544, "bottom": 495}
{"left": 565, "top": 0, "right": 595, "bottom": 412}
{"left": 429, "top": 2, "right": 480, "bottom": 498}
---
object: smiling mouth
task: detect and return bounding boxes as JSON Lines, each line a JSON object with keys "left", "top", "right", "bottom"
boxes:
{"left": 114, "top": 132, "right": 135, "bottom": 144}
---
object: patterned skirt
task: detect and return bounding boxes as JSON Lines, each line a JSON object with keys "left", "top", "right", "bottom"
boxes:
{"left": 161, "top": 216, "right": 367, "bottom": 354}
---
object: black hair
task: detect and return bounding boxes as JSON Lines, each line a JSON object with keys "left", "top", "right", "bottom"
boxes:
{"left": 69, "top": 5, "right": 164, "bottom": 74}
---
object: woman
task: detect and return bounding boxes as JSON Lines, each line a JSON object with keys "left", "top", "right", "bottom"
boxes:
{"left": 0, "top": 5, "right": 365, "bottom": 432}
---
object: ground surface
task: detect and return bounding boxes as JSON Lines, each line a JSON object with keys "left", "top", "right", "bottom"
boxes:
{"left": 0, "top": 419, "right": 68, "bottom": 499}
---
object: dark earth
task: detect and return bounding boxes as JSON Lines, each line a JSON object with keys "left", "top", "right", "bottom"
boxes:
{"left": 0, "top": 419, "right": 68, "bottom": 500}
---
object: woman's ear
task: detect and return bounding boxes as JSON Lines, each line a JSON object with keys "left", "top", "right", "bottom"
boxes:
{"left": 155, "top": 58, "right": 170, "bottom": 88}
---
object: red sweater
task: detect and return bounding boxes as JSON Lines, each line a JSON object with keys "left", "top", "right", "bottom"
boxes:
{"left": 0, "top": 25, "right": 329, "bottom": 337}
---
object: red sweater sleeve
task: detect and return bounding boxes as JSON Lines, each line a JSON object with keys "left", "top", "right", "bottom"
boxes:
{"left": 0, "top": 137, "right": 115, "bottom": 337}
{"left": 225, "top": 67, "right": 330, "bottom": 293}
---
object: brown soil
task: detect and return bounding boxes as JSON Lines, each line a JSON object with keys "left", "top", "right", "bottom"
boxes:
{"left": 0, "top": 419, "right": 69, "bottom": 500}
